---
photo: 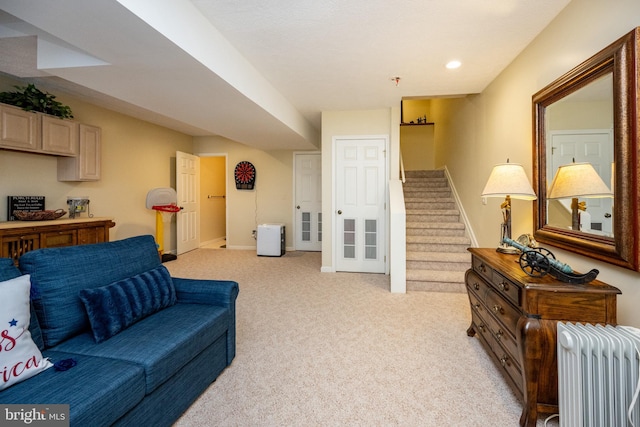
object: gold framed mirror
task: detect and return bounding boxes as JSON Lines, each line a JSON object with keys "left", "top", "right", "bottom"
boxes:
{"left": 533, "top": 27, "right": 640, "bottom": 271}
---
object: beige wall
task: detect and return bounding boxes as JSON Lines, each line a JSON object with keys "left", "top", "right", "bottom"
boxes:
{"left": 320, "top": 108, "right": 395, "bottom": 270}
{"left": 400, "top": 125, "right": 435, "bottom": 171}
{"left": 199, "top": 156, "right": 226, "bottom": 244}
{"left": 434, "top": 0, "right": 640, "bottom": 326}
{"left": 401, "top": 100, "right": 435, "bottom": 171}
{"left": 0, "top": 74, "right": 193, "bottom": 253}
{"left": 402, "top": 99, "right": 431, "bottom": 124}
{"left": 194, "top": 136, "right": 295, "bottom": 249}
{"left": 549, "top": 100, "right": 612, "bottom": 130}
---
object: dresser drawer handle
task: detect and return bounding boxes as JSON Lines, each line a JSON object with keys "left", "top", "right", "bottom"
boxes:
{"left": 492, "top": 305, "right": 504, "bottom": 315}
{"left": 474, "top": 282, "right": 480, "bottom": 291}
{"left": 495, "top": 329, "right": 504, "bottom": 340}
{"left": 500, "top": 355, "right": 510, "bottom": 367}
{"left": 499, "top": 281, "right": 509, "bottom": 292}
{"left": 474, "top": 303, "right": 482, "bottom": 311}
{"left": 479, "top": 263, "right": 487, "bottom": 273}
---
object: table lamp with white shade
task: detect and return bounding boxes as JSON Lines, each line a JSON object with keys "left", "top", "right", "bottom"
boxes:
{"left": 547, "top": 161, "right": 613, "bottom": 231}
{"left": 481, "top": 160, "right": 537, "bottom": 253}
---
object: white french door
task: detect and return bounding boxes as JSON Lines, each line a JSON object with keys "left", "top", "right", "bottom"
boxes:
{"left": 334, "top": 136, "right": 387, "bottom": 273}
{"left": 176, "top": 151, "right": 200, "bottom": 254}
{"left": 294, "top": 153, "right": 322, "bottom": 251}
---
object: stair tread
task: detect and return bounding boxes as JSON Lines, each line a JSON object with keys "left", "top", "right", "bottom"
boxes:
{"left": 407, "top": 235, "right": 470, "bottom": 244}
{"left": 404, "top": 170, "right": 445, "bottom": 177}
{"left": 406, "top": 209, "right": 460, "bottom": 214}
{"left": 403, "top": 188, "right": 451, "bottom": 192}
{"left": 403, "top": 184, "right": 449, "bottom": 188}
{"left": 404, "top": 185, "right": 449, "bottom": 187}
{"left": 406, "top": 222, "right": 465, "bottom": 229}
{"left": 406, "top": 251, "right": 471, "bottom": 262}
{"left": 405, "top": 199, "right": 455, "bottom": 204}
{"left": 404, "top": 200, "right": 456, "bottom": 210}
{"left": 406, "top": 234, "right": 469, "bottom": 241}
{"left": 406, "top": 269, "right": 466, "bottom": 282}
{"left": 404, "top": 193, "right": 452, "bottom": 197}
{"left": 406, "top": 232, "right": 465, "bottom": 236}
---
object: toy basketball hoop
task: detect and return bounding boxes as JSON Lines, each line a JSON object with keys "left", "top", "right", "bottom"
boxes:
{"left": 146, "top": 188, "right": 179, "bottom": 257}
{"left": 152, "top": 204, "right": 181, "bottom": 222}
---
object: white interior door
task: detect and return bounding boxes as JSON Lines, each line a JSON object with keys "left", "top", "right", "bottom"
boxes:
{"left": 549, "top": 130, "right": 613, "bottom": 234}
{"left": 176, "top": 151, "right": 200, "bottom": 254}
{"left": 334, "top": 137, "right": 387, "bottom": 273}
{"left": 295, "top": 153, "right": 322, "bottom": 251}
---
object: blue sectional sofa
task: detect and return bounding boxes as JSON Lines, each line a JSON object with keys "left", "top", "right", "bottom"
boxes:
{"left": 0, "top": 235, "right": 239, "bottom": 426}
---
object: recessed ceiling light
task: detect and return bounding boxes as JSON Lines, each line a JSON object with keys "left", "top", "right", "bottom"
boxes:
{"left": 446, "top": 60, "right": 462, "bottom": 69}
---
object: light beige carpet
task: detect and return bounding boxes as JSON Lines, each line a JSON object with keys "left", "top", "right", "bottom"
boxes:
{"left": 166, "top": 249, "right": 559, "bottom": 427}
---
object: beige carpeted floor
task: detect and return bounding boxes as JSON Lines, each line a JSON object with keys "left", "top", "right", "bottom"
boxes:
{"left": 166, "top": 249, "right": 559, "bottom": 427}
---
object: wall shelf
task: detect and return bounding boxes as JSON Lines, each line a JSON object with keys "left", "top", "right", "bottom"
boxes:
{"left": 400, "top": 122, "right": 435, "bottom": 126}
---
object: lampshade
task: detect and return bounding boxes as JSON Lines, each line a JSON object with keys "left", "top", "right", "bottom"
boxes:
{"left": 547, "top": 162, "right": 613, "bottom": 199}
{"left": 481, "top": 162, "right": 537, "bottom": 200}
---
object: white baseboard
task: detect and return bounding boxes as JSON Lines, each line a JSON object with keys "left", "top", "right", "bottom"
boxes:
{"left": 199, "top": 237, "right": 226, "bottom": 248}
{"left": 443, "top": 166, "right": 478, "bottom": 248}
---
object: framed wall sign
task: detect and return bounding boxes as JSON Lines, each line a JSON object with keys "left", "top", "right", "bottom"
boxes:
{"left": 7, "top": 196, "right": 45, "bottom": 221}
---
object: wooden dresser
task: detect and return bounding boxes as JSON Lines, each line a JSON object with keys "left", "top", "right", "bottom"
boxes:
{"left": 465, "top": 248, "right": 620, "bottom": 427}
{"left": 0, "top": 217, "right": 115, "bottom": 264}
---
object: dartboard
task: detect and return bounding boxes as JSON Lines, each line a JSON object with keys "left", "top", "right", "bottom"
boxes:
{"left": 234, "top": 161, "right": 256, "bottom": 190}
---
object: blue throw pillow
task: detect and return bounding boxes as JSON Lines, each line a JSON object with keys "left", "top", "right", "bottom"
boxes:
{"left": 79, "top": 265, "right": 177, "bottom": 343}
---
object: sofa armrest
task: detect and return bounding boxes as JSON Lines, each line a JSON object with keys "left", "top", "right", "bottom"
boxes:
{"left": 172, "top": 277, "right": 239, "bottom": 365}
{"left": 172, "top": 277, "right": 239, "bottom": 307}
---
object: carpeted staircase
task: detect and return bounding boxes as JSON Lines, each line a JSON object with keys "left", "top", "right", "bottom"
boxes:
{"left": 404, "top": 170, "right": 471, "bottom": 292}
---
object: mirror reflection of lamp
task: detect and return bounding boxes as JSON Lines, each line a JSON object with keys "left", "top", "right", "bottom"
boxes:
{"left": 547, "top": 161, "right": 613, "bottom": 231}
{"left": 482, "top": 160, "right": 537, "bottom": 253}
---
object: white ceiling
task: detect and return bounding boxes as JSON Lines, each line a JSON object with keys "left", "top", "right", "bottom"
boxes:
{"left": 0, "top": 0, "right": 570, "bottom": 150}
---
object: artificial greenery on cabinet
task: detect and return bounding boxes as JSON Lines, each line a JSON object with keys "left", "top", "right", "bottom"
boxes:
{"left": 0, "top": 84, "right": 73, "bottom": 119}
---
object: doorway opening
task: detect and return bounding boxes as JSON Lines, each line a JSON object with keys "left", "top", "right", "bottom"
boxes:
{"left": 200, "top": 155, "right": 227, "bottom": 249}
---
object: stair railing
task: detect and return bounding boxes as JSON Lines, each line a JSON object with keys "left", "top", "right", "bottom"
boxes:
{"left": 389, "top": 179, "right": 406, "bottom": 293}
{"left": 400, "top": 147, "right": 406, "bottom": 183}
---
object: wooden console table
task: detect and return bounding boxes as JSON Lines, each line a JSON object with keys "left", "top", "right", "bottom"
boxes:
{"left": 465, "top": 248, "right": 620, "bottom": 427}
{"left": 0, "top": 217, "right": 115, "bottom": 264}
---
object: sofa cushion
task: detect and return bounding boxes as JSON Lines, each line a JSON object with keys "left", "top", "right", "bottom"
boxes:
{"left": 19, "top": 235, "right": 162, "bottom": 347}
{"left": 0, "top": 257, "right": 20, "bottom": 281}
{"left": 52, "top": 302, "right": 229, "bottom": 394}
{"left": 79, "top": 265, "right": 177, "bottom": 343}
{"left": 0, "top": 258, "right": 45, "bottom": 350}
{"left": 1, "top": 350, "right": 145, "bottom": 427}
{"left": 0, "top": 275, "right": 52, "bottom": 391}
{"left": 111, "top": 335, "right": 230, "bottom": 427}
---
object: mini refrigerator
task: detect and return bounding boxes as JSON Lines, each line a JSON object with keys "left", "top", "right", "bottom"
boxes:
{"left": 257, "top": 224, "right": 285, "bottom": 256}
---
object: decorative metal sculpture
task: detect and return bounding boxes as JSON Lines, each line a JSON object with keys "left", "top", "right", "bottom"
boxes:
{"left": 501, "top": 237, "right": 599, "bottom": 284}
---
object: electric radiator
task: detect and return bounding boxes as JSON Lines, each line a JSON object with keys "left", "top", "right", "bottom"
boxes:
{"left": 557, "top": 322, "right": 640, "bottom": 427}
